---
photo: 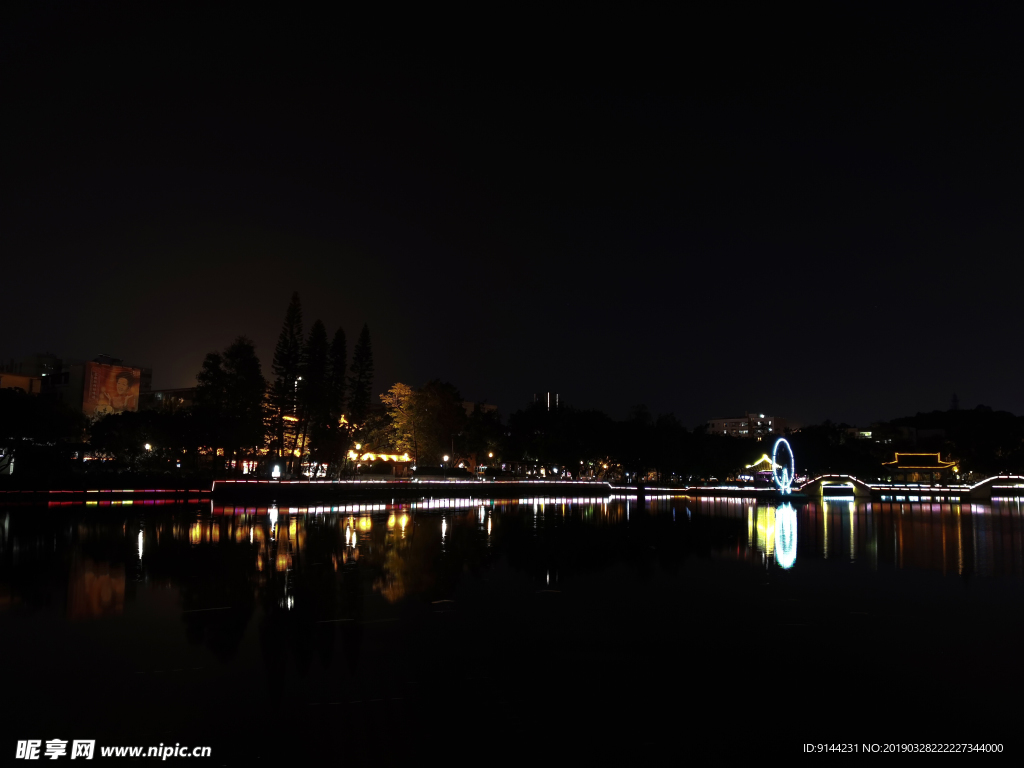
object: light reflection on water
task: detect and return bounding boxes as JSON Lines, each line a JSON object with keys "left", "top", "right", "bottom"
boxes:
{"left": 694, "top": 496, "right": 1024, "bottom": 578}
{"left": 2, "top": 495, "right": 1023, "bottom": 625}
{"left": 3, "top": 495, "right": 1024, "bottom": 758}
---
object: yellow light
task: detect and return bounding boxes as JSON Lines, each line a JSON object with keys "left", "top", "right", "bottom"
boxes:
{"left": 294, "top": 450, "right": 301, "bottom": 457}
{"left": 387, "top": 514, "right": 396, "bottom": 528}
{"left": 443, "top": 455, "right": 450, "bottom": 462}
{"left": 488, "top": 452, "right": 494, "bottom": 458}
{"left": 283, "top": 415, "right": 299, "bottom": 422}
{"left": 355, "top": 443, "right": 362, "bottom": 450}
{"left": 399, "top": 514, "right": 408, "bottom": 530}
{"left": 358, "top": 517, "right": 371, "bottom": 531}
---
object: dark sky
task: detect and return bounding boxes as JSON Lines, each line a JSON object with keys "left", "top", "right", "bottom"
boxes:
{"left": 5, "top": 3, "right": 1024, "bottom": 427}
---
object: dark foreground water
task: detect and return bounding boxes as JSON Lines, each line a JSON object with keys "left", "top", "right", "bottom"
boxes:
{"left": 2, "top": 496, "right": 1023, "bottom": 761}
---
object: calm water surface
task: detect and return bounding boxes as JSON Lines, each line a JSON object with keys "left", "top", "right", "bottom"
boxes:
{"left": 2, "top": 496, "right": 1023, "bottom": 759}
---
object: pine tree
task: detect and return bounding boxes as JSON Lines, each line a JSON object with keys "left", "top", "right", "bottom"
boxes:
{"left": 222, "top": 336, "right": 267, "bottom": 457}
{"left": 347, "top": 323, "right": 374, "bottom": 429}
{"left": 328, "top": 326, "right": 347, "bottom": 422}
{"left": 323, "top": 326, "right": 349, "bottom": 476}
{"left": 298, "top": 319, "right": 330, "bottom": 466}
{"left": 269, "top": 292, "right": 303, "bottom": 465}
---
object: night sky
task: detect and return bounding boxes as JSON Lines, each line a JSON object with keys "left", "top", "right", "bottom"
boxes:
{"left": 5, "top": 3, "right": 1024, "bottom": 427}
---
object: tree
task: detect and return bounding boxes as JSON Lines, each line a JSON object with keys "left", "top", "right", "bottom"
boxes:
{"left": 463, "top": 404, "right": 503, "bottom": 468}
{"left": 381, "top": 383, "right": 418, "bottom": 459}
{"left": 309, "top": 325, "right": 352, "bottom": 477}
{"left": 193, "top": 336, "right": 267, "bottom": 473}
{"left": 0, "top": 389, "right": 85, "bottom": 479}
{"left": 193, "top": 351, "right": 227, "bottom": 452}
{"left": 327, "top": 326, "right": 347, "bottom": 422}
{"left": 413, "top": 380, "right": 466, "bottom": 465}
{"left": 222, "top": 336, "right": 267, "bottom": 455}
{"left": 347, "top": 323, "right": 374, "bottom": 430}
{"left": 298, "top": 319, "right": 330, "bottom": 467}
{"left": 269, "top": 292, "right": 303, "bottom": 463}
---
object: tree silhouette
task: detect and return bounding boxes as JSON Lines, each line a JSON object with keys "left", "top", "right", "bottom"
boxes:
{"left": 347, "top": 323, "right": 374, "bottom": 430}
{"left": 193, "top": 336, "right": 267, "bottom": 471}
{"left": 269, "top": 292, "right": 303, "bottom": 467}
{"left": 298, "top": 319, "right": 330, "bottom": 469}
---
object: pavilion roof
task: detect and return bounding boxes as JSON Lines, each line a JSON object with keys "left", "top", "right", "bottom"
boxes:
{"left": 882, "top": 452, "right": 956, "bottom": 469}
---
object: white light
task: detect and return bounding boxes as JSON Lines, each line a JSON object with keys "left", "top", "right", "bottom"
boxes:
{"left": 772, "top": 438, "right": 795, "bottom": 495}
{"left": 144, "top": 443, "right": 152, "bottom": 451}
{"left": 137, "top": 529, "right": 144, "bottom": 560}
{"left": 272, "top": 465, "right": 281, "bottom": 479}
{"left": 775, "top": 504, "right": 797, "bottom": 569}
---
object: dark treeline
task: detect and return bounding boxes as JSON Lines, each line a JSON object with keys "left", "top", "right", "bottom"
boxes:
{"left": 4, "top": 293, "right": 1024, "bottom": 483}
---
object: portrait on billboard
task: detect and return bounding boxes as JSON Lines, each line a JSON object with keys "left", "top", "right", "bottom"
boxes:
{"left": 83, "top": 363, "right": 141, "bottom": 417}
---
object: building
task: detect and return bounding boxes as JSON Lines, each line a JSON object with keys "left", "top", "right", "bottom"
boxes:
{"left": 3, "top": 353, "right": 151, "bottom": 417}
{"left": 1, "top": 353, "right": 61, "bottom": 378}
{"left": 882, "top": 453, "right": 958, "bottom": 483}
{"left": 533, "top": 392, "right": 560, "bottom": 411}
{"left": 707, "top": 413, "right": 785, "bottom": 439}
{"left": 0, "top": 372, "right": 43, "bottom": 394}
{"left": 462, "top": 400, "right": 499, "bottom": 417}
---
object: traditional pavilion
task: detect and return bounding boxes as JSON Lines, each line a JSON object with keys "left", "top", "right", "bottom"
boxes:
{"left": 742, "top": 453, "right": 781, "bottom": 484}
{"left": 882, "top": 453, "right": 958, "bottom": 483}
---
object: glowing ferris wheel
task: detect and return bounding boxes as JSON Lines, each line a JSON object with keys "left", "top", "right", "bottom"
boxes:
{"left": 772, "top": 437, "right": 795, "bottom": 494}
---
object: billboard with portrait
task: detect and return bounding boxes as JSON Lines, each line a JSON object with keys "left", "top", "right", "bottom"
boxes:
{"left": 83, "top": 362, "right": 141, "bottom": 417}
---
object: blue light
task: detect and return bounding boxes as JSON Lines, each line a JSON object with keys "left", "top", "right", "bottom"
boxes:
{"left": 772, "top": 438, "right": 795, "bottom": 494}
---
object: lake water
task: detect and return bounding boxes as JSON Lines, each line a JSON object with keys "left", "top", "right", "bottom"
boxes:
{"left": 2, "top": 496, "right": 1022, "bottom": 760}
